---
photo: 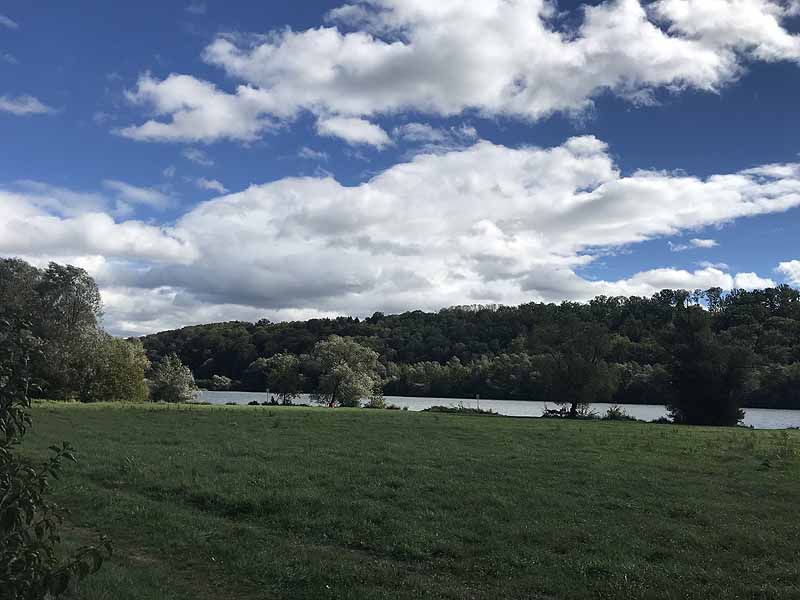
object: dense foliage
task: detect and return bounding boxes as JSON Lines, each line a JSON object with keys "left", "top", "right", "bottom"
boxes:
{"left": 149, "top": 354, "right": 198, "bottom": 404}
{"left": 0, "top": 310, "right": 109, "bottom": 598}
{"left": 141, "top": 286, "right": 800, "bottom": 413}
{"left": 312, "top": 336, "right": 383, "bottom": 408}
{"left": 0, "top": 258, "right": 149, "bottom": 403}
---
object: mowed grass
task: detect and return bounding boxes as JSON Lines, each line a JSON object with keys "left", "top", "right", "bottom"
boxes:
{"left": 20, "top": 402, "right": 800, "bottom": 600}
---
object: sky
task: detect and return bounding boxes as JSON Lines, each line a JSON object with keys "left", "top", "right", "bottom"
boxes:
{"left": 1, "top": 0, "right": 800, "bottom": 336}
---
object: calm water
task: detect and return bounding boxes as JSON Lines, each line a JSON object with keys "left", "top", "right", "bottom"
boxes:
{"left": 197, "top": 391, "right": 800, "bottom": 430}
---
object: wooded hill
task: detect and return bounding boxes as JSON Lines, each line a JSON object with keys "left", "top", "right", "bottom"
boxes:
{"left": 141, "top": 286, "right": 800, "bottom": 410}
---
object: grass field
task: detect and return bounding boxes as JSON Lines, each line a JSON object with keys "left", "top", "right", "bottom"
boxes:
{"left": 20, "top": 402, "right": 800, "bottom": 600}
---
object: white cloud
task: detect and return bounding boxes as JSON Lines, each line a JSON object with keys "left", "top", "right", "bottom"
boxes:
{"left": 651, "top": 0, "right": 800, "bottom": 62}
{"left": 3, "top": 136, "right": 795, "bottom": 333}
{"left": 0, "top": 14, "right": 18, "bottom": 29}
{"left": 1, "top": 53, "right": 18, "bottom": 64}
{"left": 185, "top": 3, "right": 206, "bottom": 15}
{"left": 778, "top": 260, "right": 800, "bottom": 285}
{"left": 117, "top": 0, "right": 800, "bottom": 144}
{"left": 298, "top": 146, "right": 329, "bottom": 161}
{"left": 734, "top": 272, "right": 776, "bottom": 289}
{"left": 393, "top": 122, "right": 478, "bottom": 153}
{"left": 194, "top": 177, "right": 229, "bottom": 194}
{"left": 182, "top": 147, "right": 214, "bottom": 166}
{"left": 669, "top": 237, "right": 719, "bottom": 251}
{"left": 102, "top": 180, "right": 174, "bottom": 212}
{"left": 690, "top": 238, "right": 719, "bottom": 248}
{"left": 394, "top": 122, "right": 446, "bottom": 143}
{"left": 117, "top": 74, "right": 275, "bottom": 143}
{"left": 697, "top": 260, "right": 730, "bottom": 270}
{"left": 163, "top": 165, "right": 177, "bottom": 178}
{"left": 316, "top": 116, "right": 391, "bottom": 148}
{"left": 0, "top": 95, "right": 54, "bottom": 116}
{"left": 0, "top": 190, "right": 195, "bottom": 266}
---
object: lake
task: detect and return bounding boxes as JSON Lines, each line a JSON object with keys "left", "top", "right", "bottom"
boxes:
{"left": 197, "top": 391, "right": 800, "bottom": 430}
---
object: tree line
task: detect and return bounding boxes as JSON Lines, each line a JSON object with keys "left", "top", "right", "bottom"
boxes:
{"left": 142, "top": 286, "right": 800, "bottom": 418}
{"left": 3, "top": 256, "right": 800, "bottom": 425}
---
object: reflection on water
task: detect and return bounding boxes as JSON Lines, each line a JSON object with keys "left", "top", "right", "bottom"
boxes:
{"left": 197, "top": 391, "right": 800, "bottom": 430}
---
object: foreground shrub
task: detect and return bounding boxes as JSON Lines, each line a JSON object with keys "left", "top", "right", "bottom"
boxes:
{"left": 1, "top": 315, "right": 110, "bottom": 599}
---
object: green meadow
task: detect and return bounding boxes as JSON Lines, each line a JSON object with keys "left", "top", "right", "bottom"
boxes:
{"left": 21, "top": 402, "right": 800, "bottom": 600}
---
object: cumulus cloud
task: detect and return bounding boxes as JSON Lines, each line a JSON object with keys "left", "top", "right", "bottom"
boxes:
{"left": 316, "top": 116, "right": 391, "bottom": 147}
{"left": 778, "top": 260, "right": 800, "bottom": 285}
{"left": 734, "top": 271, "right": 776, "bottom": 289}
{"left": 3, "top": 136, "right": 797, "bottom": 333}
{"left": 0, "top": 190, "right": 195, "bottom": 266}
{"left": 117, "top": 0, "right": 800, "bottom": 143}
{"left": 0, "top": 95, "right": 54, "bottom": 116}
{"left": 117, "top": 74, "right": 276, "bottom": 143}
{"left": 194, "top": 177, "right": 229, "bottom": 194}
{"left": 651, "top": 0, "right": 800, "bottom": 62}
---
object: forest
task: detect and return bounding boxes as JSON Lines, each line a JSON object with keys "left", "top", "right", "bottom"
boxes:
{"left": 141, "top": 286, "right": 800, "bottom": 411}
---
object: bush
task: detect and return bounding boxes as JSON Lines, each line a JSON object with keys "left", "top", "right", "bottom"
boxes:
{"left": 602, "top": 405, "right": 638, "bottom": 421}
{"left": 149, "top": 354, "right": 198, "bottom": 403}
{"left": 542, "top": 405, "right": 598, "bottom": 419}
{"left": 1, "top": 314, "right": 110, "bottom": 598}
{"left": 423, "top": 403, "right": 497, "bottom": 416}
{"left": 650, "top": 416, "right": 673, "bottom": 425}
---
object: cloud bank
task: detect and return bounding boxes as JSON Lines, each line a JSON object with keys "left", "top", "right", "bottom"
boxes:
{"left": 3, "top": 136, "right": 798, "bottom": 334}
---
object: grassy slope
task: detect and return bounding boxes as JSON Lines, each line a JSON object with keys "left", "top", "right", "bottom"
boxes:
{"left": 21, "top": 402, "right": 800, "bottom": 600}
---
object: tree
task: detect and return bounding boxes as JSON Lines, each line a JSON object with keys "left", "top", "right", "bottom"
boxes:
{"left": 541, "top": 322, "right": 619, "bottom": 417}
{"left": 33, "top": 263, "right": 103, "bottom": 401}
{"left": 0, "top": 311, "right": 109, "bottom": 598}
{"left": 242, "top": 358, "right": 270, "bottom": 391}
{"left": 263, "top": 353, "right": 303, "bottom": 404}
{"left": 149, "top": 354, "right": 198, "bottom": 403}
{"left": 210, "top": 375, "right": 233, "bottom": 391}
{"left": 313, "top": 336, "right": 382, "bottom": 407}
{"left": 667, "top": 306, "right": 752, "bottom": 425}
{"left": 88, "top": 337, "right": 150, "bottom": 402}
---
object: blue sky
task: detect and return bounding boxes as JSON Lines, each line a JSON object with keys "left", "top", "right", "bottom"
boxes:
{"left": 1, "top": 0, "right": 800, "bottom": 334}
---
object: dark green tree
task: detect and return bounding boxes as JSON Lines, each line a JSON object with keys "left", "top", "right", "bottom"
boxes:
{"left": 667, "top": 306, "right": 752, "bottom": 425}
{"left": 542, "top": 322, "right": 619, "bottom": 417}
{"left": 263, "top": 353, "right": 303, "bottom": 404}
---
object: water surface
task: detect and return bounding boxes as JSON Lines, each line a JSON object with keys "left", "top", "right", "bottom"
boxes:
{"left": 197, "top": 391, "right": 800, "bottom": 430}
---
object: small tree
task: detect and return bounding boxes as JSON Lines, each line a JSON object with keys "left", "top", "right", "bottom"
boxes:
{"left": 210, "top": 375, "right": 233, "bottom": 391}
{"left": 313, "top": 336, "right": 382, "bottom": 408}
{"left": 149, "top": 354, "right": 198, "bottom": 403}
{"left": 542, "top": 322, "right": 618, "bottom": 417}
{"left": 263, "top": 353, "right": 303, "bottom": 404}
{"left": 84, "top": 336, "right": 150, "bottom": 403}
